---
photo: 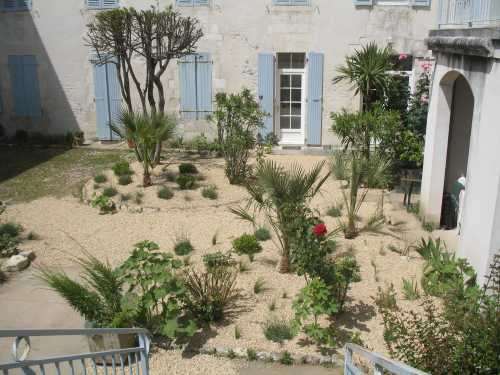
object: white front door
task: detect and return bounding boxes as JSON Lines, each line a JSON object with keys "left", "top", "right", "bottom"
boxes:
{"left": 279, "top": 70, "right": 305, "bottom": 145}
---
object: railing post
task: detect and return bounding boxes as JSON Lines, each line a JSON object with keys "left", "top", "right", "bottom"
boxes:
{"left": 344, "top": 345, "right": 353, "bottom": 375}
{"left": 374, "top": 363, "right": 383, "bottom": 375}
{"left": 137, "top": 332, "right": 150, "bottom": 375}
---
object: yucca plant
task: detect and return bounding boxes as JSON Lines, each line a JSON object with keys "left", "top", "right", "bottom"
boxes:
{"left": 37, "top": 253, "right": 138, "bottom": 328}
{"left": 111, "top": 110, "right": 176, "bottom": 186}
{"left": 333, "top": 42, "right": 392, "bottom": 111}
{"left": 230, "top": 160, "right": 330, "bottom": 273}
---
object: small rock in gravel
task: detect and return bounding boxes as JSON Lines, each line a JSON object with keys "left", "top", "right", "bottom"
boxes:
{"left": 199, "top": 345, "right": 214, "bottom": 355}
{"left": 319, "top": 356, "right": 334, "bottom": 365}
{"left": 216, "top": 347, "right": 230, "bottom": 357}
{"left": 256, "top": 352, "right": 270, "bottom": 361}
{"left": 3, "top": 255, "right": 30, "bottom": 272}
{"left": 19, "top": 250, "right": 36, "bottom": 261}
{"left": 301, "top": 355, "right": 320, "bottom": 365}
{"left": 233, "top": 347, "right": 246, "bottom": 358}
{"left": 270, "top": 352, "right": 281, "bottom": 362}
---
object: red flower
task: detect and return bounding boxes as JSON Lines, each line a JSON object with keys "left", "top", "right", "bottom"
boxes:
{"left": 398, "top": 53, "right": 408, "bottom": 61}
{"left": 313, "top": 223, "right": 327, "bottom": 237}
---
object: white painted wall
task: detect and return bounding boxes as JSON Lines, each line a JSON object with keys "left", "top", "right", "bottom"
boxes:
{"left": 0, "top": 0, "right": 437, "bottom": 143}
{"left": 421, "top": 51, "right": 500, "bottom": 283}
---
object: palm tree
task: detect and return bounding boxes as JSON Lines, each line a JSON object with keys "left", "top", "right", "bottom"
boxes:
{"left": 231, "top": 160, "right": 330, "bottom": 273}
{"left": 333, "top": 42, "right": 392, "bottom": 111}
{"left": 111, "top": 110, "right": 175, "bottom": 186}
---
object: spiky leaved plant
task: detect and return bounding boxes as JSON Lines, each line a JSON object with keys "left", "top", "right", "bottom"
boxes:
{"left": 111, "top": 110, "right": 175, "bottom": 186}
{"left": 231, "top": 160, "right": 330, "bottom": 273}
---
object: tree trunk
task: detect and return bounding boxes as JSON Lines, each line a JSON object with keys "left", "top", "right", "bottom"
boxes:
{"left": 143, "top": 171, "right": 152, "bottom": 187}
{"left": 278, "top": 254, "right": 290, "bottom": 273}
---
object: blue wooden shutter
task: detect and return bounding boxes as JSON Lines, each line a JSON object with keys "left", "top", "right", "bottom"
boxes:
{"left": 194, "top": 0, "right": 209, "bottom": 5}
{"left": 106, "top": 62, "right": 122, "bottom": 140}
{"left": 411, "top": 0, "right": 430, "bottom": 6}
{"left": 307, "top": 52, "right": 324, "bottom": 146}
{"left": 87, "top": 0, "right": 101, "bottom": 8}
{"left": 258, "top": 53, "right": 275, "bottom": 137}
{"left": 176, "top": 0, "right": 194, "bottom": 5}
{"left": 93, "top": 63, "right": 110, "bottom": 140}
{"left": 353, "top": 0, "right": 373, "bottom": 5}
{"left": 273, "top": 0, "right": 291, "bottom": 5}
{"left": 102, "top": 0, "right": 119, "bottom": 8}
{"left": 196, "top": 53, "right": 212, "bottom": 120}
{"left": 8, "top": 55, "right": 41, "bottom": 117}
{"left": 179, "top": 55, "right": 197, "bottom": 120}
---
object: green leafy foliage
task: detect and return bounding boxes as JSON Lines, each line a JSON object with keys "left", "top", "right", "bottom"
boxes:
{"left": 118, "top": 174, "right": 133, "bottom": 186}
{"left": 182, "top": 266, "right": 238, "bottom": 323}
{"left": 211, "top": 89, "right": 265, "bottom": 184}
{"left": 330, "top": 150, "right": 350, "bottom": 181}
{"left": 91, "top": 195, "right": 116, "bottom": 215}
{"left": 94, "top": 174, "right": 107, "bottom": 183}
{"left": 254, "top": 227, "right": 271, "bottom": 241}
{"left": 174, "top": 238, "right": 194, "bottom": 256}
{"left": 157, "top": 185, "right": 174, "bottom": 200}
{"left": 0, "top": 222, "right": 23, "bottom": 258}
{"left": 112, "top": 161, "right": 133, "bottom": 177}
{"left": 201, "top": 185, "right": 218, "bottom": 200}
{"left": 402, "top": 278, "right": 420, "bottom": 301}
{"left": 374, "top": 284, "right": 398, "bottom": 311}
{"left": 0, "top": 222, "right": 23, "bottom": 238}
{"left": 178, "top": 163, "right": 198, "bottom": 175}
{"left": 102, "top": 187, "right": 118, "bottom": 198}
{"left": 262, "top": 316, "right": 297, "bottom": 343}
{"left": 232, "top": 234, "right": 262, "bottom": 261}
{"left": 177, "top": 174, "right": 197, "bottom": 190}
{"left": 116, "top": 240, "right": 197, "bottom": 338}
{"left": 326, "top": 203, "right": 343, "bottom": 217}
{"left": 253, "top": 277, "right": 266, "bottom": 294}
{"left": 280, "top": 351, "right": 294, "bottom": 365}
{"left": 247, "top": 348, "right": 257, "bottom": 361}
{"left": 202, "top": 251, "right": 236, "bottom": 272}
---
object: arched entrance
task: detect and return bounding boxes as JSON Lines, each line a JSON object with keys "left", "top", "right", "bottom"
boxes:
{"left": 440, "top": 74, "right": 474, "bottom": 229}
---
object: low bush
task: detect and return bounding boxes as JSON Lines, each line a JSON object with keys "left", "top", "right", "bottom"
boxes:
{"left": 254, "top": 227, "right": 271, "bottom": 241}
{"left": 179, "top": 163, "right": 198, "bottom": 175}
{"left": 182, "top": 267, "right": 238, "bottom": 323}
{"left": 0, "top": 222, "right": 23, "bottom": 238}
{"left": 247, "top": 348, "right": 257, "bottom": 361}
{"left": 134, "top": 191, "right": 144, "bottom": 204}
{"left": 118, "top": 175, "right": 133, "bottom": 186}
{"left": 165, "top": 171, "right": 177, "bottom": 182}
{"left": 102, "top": 187, "right": 118, "bottom": 198}
{"left": 174, "top": 237, "right": 194, "bottom": 256}
{"left": 158, "top": 186, "right": 174, "bottom": 200}
{"left": 91, "top": 195, "right": 116, "bottom": 215}
{"left": 253, "top": 277, "right": 266, "bottom": 294}
{"left": 262, "top": 316, "right": 296, "bottom": 343}
{"left": 280, "top": 351, "right": 293, "bottom": 366}
{"left": 326, "top": 203, "right": 343, "bottom": 218}
{"left": 177, "top": 175, "right": 197, "bottom": 190}
{"left": 232, "top": 234, "right": 262, "bottom": 262}
{"left": 112, "top": 161, "right": 133, "bottom": 177}
{"left": 201, "top": 185, "right": 218, "bottom": 200}
{"left": 373, "top": 284, "right": 398, "bottom": 311}
{"left": 202, "top": 251, "right": 235, "bottom": 271}
{"left": 94, "top": 174, "right": 107, "bottom": 184}
{"left": 0, "top": 235, "right": 20, "bottom": 258}
{"left": 402, "top": 278, "right": 420, "bottom": 301}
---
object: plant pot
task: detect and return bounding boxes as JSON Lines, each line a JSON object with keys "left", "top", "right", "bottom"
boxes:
{"left": 127, "top": 139, "right": 135, "bottom": 149}
{"left": 86, "top": 332, "right": 137, "bottom": 365}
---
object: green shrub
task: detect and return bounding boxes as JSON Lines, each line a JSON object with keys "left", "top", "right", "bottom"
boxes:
{"left": 238, "top": 261, "right": 250, "bottom": 273}
{"left": 174, "top": 238, "right": 194, "bottom": 256}
{"left": 182, "top": 267, "right": 238, "bottom": 323}
{"left": 330, "top": 150, "right": 350, "bottom": 181}
{"left": 374, "top": 284, "right": 398, "bottom": 311}
{"left": 178, "top": 163, "right": 198, "bottom": 174}
{"left": 134, "top": 191, "right": 144, "bottom": 204}
{"left": 94, "top": 174, "right": 107, "bottom": 184}
{"left": 0, "top": 235, "right": 20, "bottom": 258}
{"left": 402, "top": 278, "right": 420, "bottom": 301}
{"left": 253, "top": 277, "right": 266, "bottom": 294}
{"left": 232, "top": 234, "right": 262, "bottom": 261}
{"left": 326, "top": 203, "right": 343, "bottom": 218}
{"left": 0, "top": 222, "right": 23, "bottom": 238}
{"left": 234, "top": 325, "right": 241, "bottom": 339}
{"left": 202, "top": 251, "right": 235, "bottom": 271}
{"left": 112, "top": 161, "right": 133, "bottom": 177}
{"left": 102, "top": 187, "right": 118, "bottom": 198}
{"left": 254, "top": 227, "right": 271, "bottom": 241}
{"left": 423, "top": 221, "right": 437, "bottom": 232}
{"left": 158, "top": 186, "right": 174, "bottom": 200}
{"left": 121, "top": 193, "right": 131, "bottom": 202}
{"left": 262, "top": 316, "right": 296, "bottom": 343}
{"left": 91, "top": 195, "right": 116, "bottom": 214}
{"left": 118, "top": 174, "right": 133, "bottom": 186}
{"left": 165, "top": 171, "right": 177, "bottom": 182}
{"left": 268, "top": 299, "right": 276, "bottom": 311}
{"left": 247, "top": 348, "right": 257, "bottom": 361}
{"left": 116, "top": 241, "right": 197, "bottom": 338}
{"left": 27, "top": 231, "right": 39, "bottom": 240}
{"left": 280, "top": 351, "right": 293, "bottom": 366}
{"left": 201, "top": 185, "right": 218, "bottom": 200}
{"left": 177, "top": 175, "right": 197, "bottom": 190}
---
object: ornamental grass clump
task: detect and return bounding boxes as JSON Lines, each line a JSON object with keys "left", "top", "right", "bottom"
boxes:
{"left": 262, "top": 316, "right": 297, "bottom": 344}
{"left": 157, "top": 185, "right": 174, "bottom": 200}
{"left": 112, "top": 161, "right": 133, "bottom": 177}
{"left": 174, "top": 237, "right": 194, "bottom": 256}
{"left": 94, "top": 174, "right": 107, "bottom": 184}
{"left": 118, "top": 174, "right": 133, "bottom": 186}
{"left": 102, "top": 187, "right": 118, "bottom": 198}
{"left": 254, "top": 227, "right": 271, "bottom": 241}
{"left": 178, "top": 163, "right": 198, "bottom": 175}
{"left": 0, "top": 222, "right": 23, "bottom": 258}
{"left": 201, "top": 185, "right": 218, "bottom": 200}
{"left": 177, "top": 175, "right": 197, "bottom": 190}
{"left": 231, "top": 159, "right": 330, "bottom": 273}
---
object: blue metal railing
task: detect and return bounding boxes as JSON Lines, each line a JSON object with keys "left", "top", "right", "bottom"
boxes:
{"left": 0, "top": 328, "right": 150, "bottom": 375}
{"left": 344, "top": 343, "right": 429, "bottom": 375}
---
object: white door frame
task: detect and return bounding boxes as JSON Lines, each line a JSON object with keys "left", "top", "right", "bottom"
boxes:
{"left": 277, "top": 68, "right": 306, "bottom": 145}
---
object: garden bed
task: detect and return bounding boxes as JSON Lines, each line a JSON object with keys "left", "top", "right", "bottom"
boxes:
{"left": 1, "top": 154, "right": 431, "bottom": 363}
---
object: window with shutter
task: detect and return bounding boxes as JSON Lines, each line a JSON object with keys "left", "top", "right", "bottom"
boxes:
{"left": 176, "top": 0, "right": 210, "bottom": 6}
{"left": 273, "top": 0, "right": 309, "bottom": 5}
{"left": 8, "top": 55, "right": 41, "bottom": 118}
{"left": 179, "top": 54, "right": 213, "bottom": 120}
{"left": 86, "top": 0, "right": 119, "bottom": 10}
{"left": 0, "top": 0, "right": 31, "bottom": 11}
{"left": 356, "top": 0, "right": 431, "bottom": 6}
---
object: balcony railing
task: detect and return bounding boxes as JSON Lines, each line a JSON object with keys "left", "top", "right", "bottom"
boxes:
{"left": 438, "top": 0, "right": 500, "bottom": 28}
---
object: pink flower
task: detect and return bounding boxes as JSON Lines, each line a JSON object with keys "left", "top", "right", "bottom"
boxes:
{"left": 398, "top": 53, "right": 408, "bottom": 61}
{"left": 421, "top": 62, "right": 432, "bottom": 72}
{"left": 313, "top": 223, "right": 327, "bottom": 237}
{"left": 421, "top": 94, "right": 429, "bottom": 103}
